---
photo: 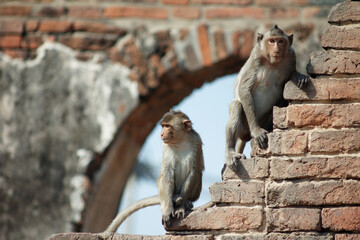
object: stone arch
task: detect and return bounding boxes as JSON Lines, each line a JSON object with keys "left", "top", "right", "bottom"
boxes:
{"left": 82, "top": 24, "right": 255, "bottom": 232}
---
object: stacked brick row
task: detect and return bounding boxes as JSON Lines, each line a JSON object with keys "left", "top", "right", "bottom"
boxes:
{"left": 0, "top": 0, "right": 334, "bottom": 60}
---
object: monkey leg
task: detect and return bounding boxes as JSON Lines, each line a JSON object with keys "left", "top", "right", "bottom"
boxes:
{"left": 226, "top": 100, "right": 248, "bottom": 171}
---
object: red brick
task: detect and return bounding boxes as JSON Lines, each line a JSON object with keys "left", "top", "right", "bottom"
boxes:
{"left": 21, "top": 34, "right": 44, "bottom": 50}
{"left": 336, "top": 234, "right": 360, "bottom": 240}
{"left": 232, "top": 29, "right": 254, "bottom": 58}
{"left": 303, "top": 7, "right": 324, "bottom": 18}
{"left": 38, "top": 20, "right": 72, "bottom": 33}
{"left": 322, "top": 207, "right": 360, "bottom": 231}
{"left": 214, "top": 30, "right": 228, "bottom": 60}
{"left": 293, "top": 0, "right": 308, "bottom": 5}
{"left": 267, "top": 208, "right": 321, "bottom": 232}
{"left": 25, "top": 20, "right": 39, "bottom": 32}
{"left": 0, "top": 35, "right": 21, "bottom": 48}
{"left": 162, "top": 0, "right": 189, "bottom": 4}
{"left": 270, "top": 8, "right": 300, "bottom": 18}
{"left": 68, "top": 7, "right": 102, "bottom": 19}
{"left": 310, "top": 129, "right": 360, "bottom": 154}
{"left": 167, "top": 206, "right": 263, "bottom": 231}
{"left": 58, "top": 33, "right": 117, "bottom": 51}
{"left": 197, "top": 24, "right": 212, "bottom": 66}
{"left": 307, "top": 50, "right": 360, "bottom": 75}
{"left": 37, "top": 6, "right": 65, "bottom": 17}
{"left": 222, "top": 157, "right": 269, "bottom": 180}
{"left": 278, "top": 104, "right": 360, "bottom": 128}
{"left": 205, "top": 7, "right": 265, "bottom": 19}
{"left": 0, "top": 6, "right": 31, "bottom": 16}
{"left": 193, "top": 0, "right": 252, "bottom": 4}
{"left": 270, "top": 156, "right": 360, "bottom": 180}
{"left": 255, "top": 0, "right": 289, "bottom": 5}
{"left": 210, "top": 181, "right": 264, "bottom": 204}
{"left": 2, "top": 49, "right": 27, "bottom": 59}
{"left": 73, "top": 21, "right": 126, "bottom": 35}
{"left": 0, "top": 20, "right": 23, "bottom": 34}
{"left": 328, "top": 1, "right": 360, "bottom": 24}
{"left": 104, "top": 7, "right": 168, "bottom": 19}
{"left": 268, "top": 180, "right": 360, "bottom": 207}
{"left": 284, "top": 78, "right": 360, "bottom": 101}
{"left": 172, "top": 7, "right": 200, "bottom": 19}
{"left": 321, "top": 25, "right": 360, "bottom": 50}
{"left": 252, "top": 130, "right": 307, "bottom": 157}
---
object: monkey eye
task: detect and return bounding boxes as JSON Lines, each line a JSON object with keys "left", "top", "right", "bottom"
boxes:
{"left": 278, "top": 39, "right": 285, "bottom": 45}
{"left": 268, "top": 39, "right": 276, "bottom": 45}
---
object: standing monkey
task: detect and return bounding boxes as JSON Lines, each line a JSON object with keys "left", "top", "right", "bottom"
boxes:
{"left": 226, "top": 25, "right": 308, "bottom": 171}
{"left": 104, "top": 110, "right": 204, "bottom": 233}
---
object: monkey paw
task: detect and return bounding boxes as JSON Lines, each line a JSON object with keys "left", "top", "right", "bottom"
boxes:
{"left": 173, "top": 208, "right": 186, "bottom": 219}
{"left": 294, "top": 72, "right": 309, "bottom": 89}
{"left": 254, "top": 128, "right": 268, "bottom": 150}
{"left": 162, "top": 214, "right": 171, "bottom": 226}
{"left": 173, "top": 195, "right": 183, "bottom": 207}
{"left": 226, "top": 152, "right": 246, "bottom": 172}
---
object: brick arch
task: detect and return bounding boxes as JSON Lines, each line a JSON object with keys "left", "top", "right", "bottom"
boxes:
{"left": 82, "top": 25, "right": 254, "bottom": 232}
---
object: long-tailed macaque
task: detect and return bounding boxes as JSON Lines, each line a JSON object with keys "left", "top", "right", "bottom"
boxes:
{"left": 104, "top": 110, "right": 204, "bottom": 233}
{"left": 225, "top": 25, "right": 308, "bottom": 171}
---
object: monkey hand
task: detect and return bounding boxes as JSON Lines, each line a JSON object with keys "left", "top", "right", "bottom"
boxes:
{"left": 173, "top": 207, "right": 186, "bottom": 219}
{"left": 292, "top": 71, "right": 309, "bottom": 89}
{"left": 253, "top": 128, "right": 268, "bottom": 150}
{"left": 226, "top": 151, "right": 246, "bottom": 172}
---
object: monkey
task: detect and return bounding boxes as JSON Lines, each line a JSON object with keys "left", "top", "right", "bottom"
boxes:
{"left": 104, "top": 109, "right": 205, "bottom": 233}
{"left": 225, "top": 25, "right": 308, "bottom": 171}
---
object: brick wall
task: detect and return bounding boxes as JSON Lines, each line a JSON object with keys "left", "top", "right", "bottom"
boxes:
{"left": 48, "top": 0, "right": 360, "bottom": 239}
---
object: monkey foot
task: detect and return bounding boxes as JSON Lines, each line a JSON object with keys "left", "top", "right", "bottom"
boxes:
{"left": 226, "top": 153, "right": 246, "bottom": 172}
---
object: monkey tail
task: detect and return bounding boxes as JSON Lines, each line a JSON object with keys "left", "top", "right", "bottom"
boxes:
{"left": 104, "top": 195, "right": 160, "bottom": 233}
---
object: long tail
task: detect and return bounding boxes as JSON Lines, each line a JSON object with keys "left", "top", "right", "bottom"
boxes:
{"left": 104, "top": 195, "right": 160, "bottom": 233}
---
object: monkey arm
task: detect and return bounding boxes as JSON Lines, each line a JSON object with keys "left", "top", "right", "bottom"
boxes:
{"left": 104, "top": 195, "right": 160, "bottom": 233}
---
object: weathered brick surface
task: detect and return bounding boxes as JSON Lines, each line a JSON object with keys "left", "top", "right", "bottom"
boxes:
{"left": 270, "top": 156, "right": 360, "bottom": 180}
{"left": 252, "top": 130, "right": 307, "bottom": 157}
{"left": 284, "top": 78, "right": 360, "bottom": 101}
{"left": 68, "top": 7, "right": 102, "bottom": 19}
{"left": 322, "top": 207, "right": 360, "bottom": 232}
{"left": 104, "top": 7, "right": 168, "bottom": 19}
{"left": 222, "top": 157, "right": 268, "bottom": 180}
{"left": 270, "top": 8, "right": 300, "bottom": 18}
{"left": 58, "top": 33, "right": 118, "bottom": 51}
{"left": 274, "top": 104, "right": 360, "bottom": 129}
{"left": 335, "top": 234, "right": 360, "bottom": 240}
{"left": 328, "top": 1, "right": 360, "bottom": 24}
{"left": 218, "top": 233, "right": 332, "bottom": 240}
{"left": 172, "top": 7, "right": 200, "bottom": 19}
{"left": 0, "top": 20, "right": 24, "bottom": 34}
{"left": 205, "top": 7, "right": 265, "bottom": 19}
{"left": 210, "top": 181, "right": 264, "bottom": 204}
{"left": 37, "top": 6, "right": 65, "bottom": 17}
{"left": 267, "top": 180, "right": 360, "bottom": 207}
{"left": 50, "top": 233, "right": 212, "bottom": 240}
{"left": 197, "top": 24, "right": 212, "bottom": 66}
{"left": 38, "top": 20, "right": 72, "bottom": 33}
{"left": 0, "top": 36, "right": 22, "bottom": 48}
{"left": 310, "top": 129, "right": 360, "bottom": 154}
{"left": 0, "top": 5, "right": 31, "bottom": 16}
{"left": 167, "top": 207, "right": 263, "bottom": 231}
{"left": 307, "top": 50, "right": 360, "bottom": 75}
{"left": 267, "top": 208, "right": 321, "bottom": 232}
{"left": 321, "top": 25, "right": 360, "bottom": 50}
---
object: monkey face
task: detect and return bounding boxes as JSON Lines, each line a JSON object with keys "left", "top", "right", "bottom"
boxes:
{"left": 266, "top": 37, "right": 288, "bottom": 64}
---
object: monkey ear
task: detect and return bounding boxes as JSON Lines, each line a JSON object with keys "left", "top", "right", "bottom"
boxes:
{"left": 182, "top": 120, "right": 192, "bottom": 131}
{"left": 257, "top": 33, "right": 264, "bottom": 43}
{"left": 288, "top": 33, "right": 293, "bottom": 46}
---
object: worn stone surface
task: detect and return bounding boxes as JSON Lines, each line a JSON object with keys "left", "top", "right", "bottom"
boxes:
{"left": 284, "top": 77, "right": 360, "bottom": 101}
{"left": 218, "top": 233, "right": 333, "bottom": 240}
{"left": 267, "top": 180, "right": 360, "bottom": 207}
{"left": 328, "top": 1, "right": 360, "bottom": 23}
{"left": 167, "top": 206, "right": 263, "bottom": 231}
{"left": 252, "top": 130, "right": 307, "bottom": 157}
{"left": 307, "top": 50, "right": 360, "bottom": 75}
{"left": 267, "top": 208, "right": 321, "bottom": 232}
{"left": 0, "top": 42, "right": 138, "bottom": 240}
{"left": 274, "top": 104, "right": 360, "bottom": 129}
{"left": 270, "top": 156, "right": 360, "bottom": 180}
{"left": 310, "top": 129, "right": 360, "bottom": 153}
{"left": 322, "top": 207, "right": 360, "bottom": 232}
{"left": 321, "top": 25, "right": 360, "bottom": 50}
{"left": 210, "top": 181, "right": 264, "bottom": 204}
{"left": 221, "top": 157, "right": 269, "bottom": 180}
{"left": 335, "top": 234, "right": 360, "bottom": 240}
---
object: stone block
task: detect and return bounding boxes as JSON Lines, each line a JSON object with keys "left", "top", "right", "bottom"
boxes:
{"left": 218, "top": 233, "right": 332, "bottom": 240}
{"left": 222, "top": 157, "right": 269, "bottom": 180}
{"left": 307, "top": 50, "right": 360, "bottom": 75}
{"left": 284, "top": 78, "right": 360, "bottom": 101}
{"left": 321, "top": 25, "right": 360, "bottom": 50}
{"left": 328, "top": 1, "right": 360, "bottom": 24}
{"left": 267, "top": 180, "right": 360, "bottom": 207}
{"left": 322, "top": 207, "right": 360, "bottom": 232}
{"left": 167, "top": 206, "right": 263, "bottom": 231}
{"left": 210, "top": 181, "right": 264, "bottom": 204}
{"left": 270, "top": 156, "right": 360, "bottom": 180}
{"left": 335, "top": 234, "right": 360, "bottom": 240}
{"left": 310, "top": 129, "right": 360, "bottom": 154}
{"left": 267, "top": 208, "right": 321, "bottom": 232}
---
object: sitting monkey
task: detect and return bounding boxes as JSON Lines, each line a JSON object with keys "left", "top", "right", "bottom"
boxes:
{"left": 226, "top": 25, "right": 308, "bottom": 171}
